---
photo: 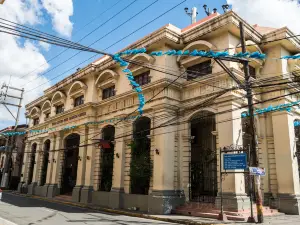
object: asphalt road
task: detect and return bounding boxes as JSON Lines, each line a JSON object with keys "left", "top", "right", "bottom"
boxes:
{"left": 0, "top": 192, "right": 178, "bottom": 225}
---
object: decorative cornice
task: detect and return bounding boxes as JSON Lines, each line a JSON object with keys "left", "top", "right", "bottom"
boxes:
{"left": 182, "top": 11, "right": 262, "bottom": 44}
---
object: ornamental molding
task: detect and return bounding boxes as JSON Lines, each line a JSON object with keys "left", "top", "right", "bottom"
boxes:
{"left": 182, "top": 12, "right": 262, "bottom": 44}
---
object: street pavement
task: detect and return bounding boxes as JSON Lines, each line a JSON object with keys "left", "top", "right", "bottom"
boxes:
{"left": 0, "top": 192, "right": 178, "bottom": 225}
{"left": 2, "top": 192, "right": 300, "bottom": 225}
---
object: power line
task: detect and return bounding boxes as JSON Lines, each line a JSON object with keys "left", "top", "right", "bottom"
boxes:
{"left": 0, "top": 0, "right": 124, "bottom": 80}
{"left": 22, "top": 86, "right": 300, "bottom": 154}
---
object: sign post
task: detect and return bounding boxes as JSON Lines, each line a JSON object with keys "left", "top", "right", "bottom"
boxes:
{"left": 219, "top": 146, "right": 249, "bottom": 222}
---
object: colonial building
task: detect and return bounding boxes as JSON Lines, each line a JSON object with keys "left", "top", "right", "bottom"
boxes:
{"left": 20, "top": 10, "right": 300, "bottom": 215}
{"left": 0, "top": 124, "right": 27, "bottom": 189}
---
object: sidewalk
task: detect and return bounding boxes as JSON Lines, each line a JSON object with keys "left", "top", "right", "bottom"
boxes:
{"left": 3, "top": 192, "right": 300, "bottom": 225}
{"left": 1, "top": 192, "right": 224, "bottom": 225}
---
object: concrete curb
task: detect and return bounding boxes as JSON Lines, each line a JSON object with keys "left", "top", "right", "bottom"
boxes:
{"left": 0, "top": 216, "right": 18, "bottom": 225}
{"left": 5, "top": 191, "right": 225, "bottom": 225}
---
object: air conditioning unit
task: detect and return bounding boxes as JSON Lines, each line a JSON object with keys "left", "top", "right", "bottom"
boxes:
{"left": 0, "top": 0, "right": 5, "bottom": 4}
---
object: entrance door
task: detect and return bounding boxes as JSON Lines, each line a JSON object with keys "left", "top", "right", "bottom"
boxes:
{"left": 189, "top": 111, "right": 217, "bottom": 203}
{"left": 61, "top": 134, "right": 80, "bottom": 195}
{"left": 100, "top": 126, "right": 115, "bottom": 192}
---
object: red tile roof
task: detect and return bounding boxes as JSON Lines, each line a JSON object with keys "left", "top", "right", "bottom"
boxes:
{"left": 253, "top": 24, "right": 277, "bottom": 35}
{"left": 181, "top": 12, "right": 221, "bottom": 32}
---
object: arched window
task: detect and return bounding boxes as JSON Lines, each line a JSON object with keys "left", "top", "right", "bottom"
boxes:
{"left": 130, "top": 117, "right": 152, "bottom": 195}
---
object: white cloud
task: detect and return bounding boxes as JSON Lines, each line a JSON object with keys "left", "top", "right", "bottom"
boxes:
{"left": 39, "top": 41, "right": 51, "bottom": 51}
{"left": 0, "top": 0, "right": 73, "bottom": 127}
{"left": 227, "top": 0, "right": 300, "bottom": 33}
{"left": 41, "top": 0, "right": 74, "bottom": 37}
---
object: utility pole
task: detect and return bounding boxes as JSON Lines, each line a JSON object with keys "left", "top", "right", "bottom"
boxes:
{"left": 0, "top": 84, "right": 24, "bottom": 188}
{"left": 184, "top": 7, "right": 198, "bottom": 24}
{"left": 239, "top": 21, "right": 264, "bottom": 223}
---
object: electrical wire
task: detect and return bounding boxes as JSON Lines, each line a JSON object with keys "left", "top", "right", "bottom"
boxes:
{"left": 23, "top": 87, "right": 300, "bottom": 154}
{"left": 21, "top": 0, "right": 189, "bottom": 152}
{"left": 0, "top": 0, "right": 124, "bottom": 80}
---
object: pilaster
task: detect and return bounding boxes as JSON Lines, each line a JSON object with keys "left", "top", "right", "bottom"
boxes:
{"left": 18, "top": 141, "right": 30, "bottom": 193}
{"left": 216, "top": 101, "right": 250, "bottom": 211}
{"left": 72, "top": 129, "right": 86, "bottom": 202}
{"left": 109, "top": 116, "right": 129, "bottom": 209}
{"left": 272, "top": 110, "right": 300, "bottom": 214}
{"left": 81, "top": 125, "right": 97, "bottom": 204}
{"left": 48, "top": 132, "right": 62, "bottom": 197}
{"left": 149, "top": 107, "right": 185, "bottom": 214}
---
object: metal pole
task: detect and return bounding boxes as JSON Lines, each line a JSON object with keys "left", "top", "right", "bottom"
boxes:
{"left": 220, "top": 148, "right": 223, "bottom": 214}
{"left": 239, "top": 21, "right": 264, "bottom": 223}
{"left": 247, "top": 144, "right": 255, "bottom": 223}
{"left": 1, "top": 88, "right": 24, "bottom": 188}
{"left": 218, "top": 148, "right": 227, "bottom": 221}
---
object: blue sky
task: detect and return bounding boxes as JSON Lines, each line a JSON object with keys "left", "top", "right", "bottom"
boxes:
{"left": 38, "top": 0, "right": 227, "bottom": 85}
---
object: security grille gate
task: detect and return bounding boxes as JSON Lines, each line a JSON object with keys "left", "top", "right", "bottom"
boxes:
{"left": 189, "top": 112, "right": 218, "bottom": 203}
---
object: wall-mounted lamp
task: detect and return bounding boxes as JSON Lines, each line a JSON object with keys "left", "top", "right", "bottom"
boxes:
{"left": 78, "top": 156, "right": 82, "bottom": 161}
{"left": 155, "top": 149, "right": 160, "bottom": 155}
{"left": 211, "top": 131, "right": 218, "bottom": 136}
{"left": 203, "top": 4, "right": 210, "bottom": 16}
{"left": 87, "top": 156, "right": 90, "bottom": 160}
{"left": 116, "top": 153, "right": 120, "bottom": 158}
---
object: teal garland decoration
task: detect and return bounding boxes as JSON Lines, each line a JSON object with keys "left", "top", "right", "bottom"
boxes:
{"left": 281, "top": 54, "right": 300, "bottom": 59}
{"left": 150, "top": 49, "right": 266, "bottom": 59}
{"left": 295, "top": 121, "right": 300, "bottom": 127}
{"left": 113, "top": 52, "right": 145, "bottom": 115}
{"left": 2, "top": 115, "right": 140, "bottom": 137}
{"left": 2, "top": 131, "right": 26, "bottom": 136}
{"left": 114, "top": 47, "right": 300, "bottom": 60}
{"left": 242, "top": 100, "right": 300, "bottom": 118}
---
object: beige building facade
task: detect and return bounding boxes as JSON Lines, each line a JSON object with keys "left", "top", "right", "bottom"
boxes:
{"left": 19, "top": 11, "right": 300, "bottom": 214}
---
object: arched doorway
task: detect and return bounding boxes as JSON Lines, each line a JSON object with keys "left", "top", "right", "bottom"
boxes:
{"left": 130, "top": 116, "right": 151, "bottom": 195}
{"left": 28, "top": 143, "right": 37, "bottom": 184}
{"left": 100, "top": 125, "right": 115, "bottom": 191}
{"left": 190, "top": 111, "right": 217, "bottom": 202}
{"left": 61, "top": 134, "right": 80, "bottom": 195}
{"left": 40, "top": 140, "right": 50, "bottom": 186}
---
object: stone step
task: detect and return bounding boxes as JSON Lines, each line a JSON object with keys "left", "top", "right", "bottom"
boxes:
{"left": 172, "top": 209, "right": 246, "bottom": 222}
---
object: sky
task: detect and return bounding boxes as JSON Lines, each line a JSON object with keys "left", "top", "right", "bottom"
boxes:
{"left": 0, "top": 0, "right": 300, "bottom": 129}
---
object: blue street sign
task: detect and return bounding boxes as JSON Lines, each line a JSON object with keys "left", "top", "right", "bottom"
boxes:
{"left": 223, "top": 153, "right": 247, "bottom": 170}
